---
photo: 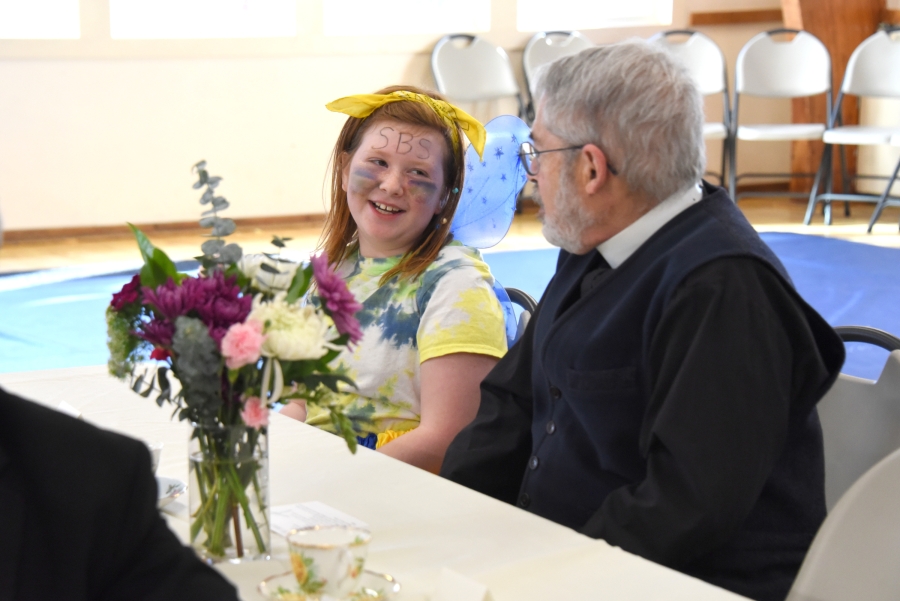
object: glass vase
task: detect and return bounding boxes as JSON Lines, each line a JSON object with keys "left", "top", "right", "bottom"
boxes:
{"left": 188, "top": 422, "right": 270, "bottom": 563}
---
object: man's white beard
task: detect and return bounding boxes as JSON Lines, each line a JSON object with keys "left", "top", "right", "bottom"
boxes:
{"left": 535, "top": 173, "right": 595, "bottom": 254}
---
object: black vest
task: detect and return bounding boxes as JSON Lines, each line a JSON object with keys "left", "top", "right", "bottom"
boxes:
{"left": 521, "top": 184, "right": 841, "bottom": 597}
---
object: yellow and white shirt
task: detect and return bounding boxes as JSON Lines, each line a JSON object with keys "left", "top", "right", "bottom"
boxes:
{"left": 306, "top": 242, "right": 507, "bottom": 438}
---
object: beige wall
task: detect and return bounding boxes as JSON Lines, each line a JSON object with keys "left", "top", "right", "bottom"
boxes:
{"left": 0, "top": 0, "right": 789, "bottom": 231}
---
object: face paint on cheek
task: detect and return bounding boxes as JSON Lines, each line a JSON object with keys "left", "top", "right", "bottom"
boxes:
{"left": 407, "top": 180, "right": 439, "bottom": 205}
{"left": 348, "top": 168, "right": 380, "bottom": 196}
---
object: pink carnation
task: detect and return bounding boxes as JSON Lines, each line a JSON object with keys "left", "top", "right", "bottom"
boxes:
{"left": 311, "top": 252, "right": 363, "bottom": 345}
{"left": 221, "top": 319, "right": 266, "bottom": 370}
{"left": 241, "top": 396, "right": 269, "bottom": 429}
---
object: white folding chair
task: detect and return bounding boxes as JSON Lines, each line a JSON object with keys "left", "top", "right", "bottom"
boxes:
{"left": 805, "top": 29, "right": 900, "bottom": 230}
{"left": 522, "top": 31, "right": 593, "bottom": 118}
{"left": 431, "top": 34, "right": 527, "bottom": 120}
{"left": 651, "top": 30, "right": 729, "bottom": 185}
{"left": 729, "top": 29, "right": 832, "bottom": 202}
{"left": 816, "top": 326, "right": 900, "bottom": 512}
{"left": 786, "top": 445, "right": 900, "bottom": 601}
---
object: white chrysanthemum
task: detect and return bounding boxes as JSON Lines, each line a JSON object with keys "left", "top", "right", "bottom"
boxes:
{"left": 239, "top": 253, "right": 301, "bottom": 293}
{"left": 249, "top": 293, "right": 332, "bottom": 360}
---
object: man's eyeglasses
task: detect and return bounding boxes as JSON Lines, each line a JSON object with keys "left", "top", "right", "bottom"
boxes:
{"left": 518, "top": 141, "right": 618, "bottom": 176}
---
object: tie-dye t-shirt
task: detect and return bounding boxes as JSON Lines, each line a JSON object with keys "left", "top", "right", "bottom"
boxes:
{"left": 305, "top": 242, "right": 507, "bottom": 436}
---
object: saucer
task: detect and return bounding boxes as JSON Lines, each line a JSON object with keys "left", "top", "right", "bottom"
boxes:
{"left": 156, "top": 476, "right": 187, "bottom": 508}
{"left": 258, "top": 569, "right": 401, "bottom": 600}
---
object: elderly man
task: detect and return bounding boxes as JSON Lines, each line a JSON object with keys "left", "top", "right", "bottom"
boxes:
{"left": 440, "top": 41, "right": 844, "bottom": 601}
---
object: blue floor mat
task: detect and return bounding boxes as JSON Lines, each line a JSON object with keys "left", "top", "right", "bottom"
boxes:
{"left": 2, "top": 232, "right": 899, "bottom": 380}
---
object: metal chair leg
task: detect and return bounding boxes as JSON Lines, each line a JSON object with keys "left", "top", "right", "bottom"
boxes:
{"left": 728, "top": 135, "right": 737, "bottom": 201}
{"left": 867, "top": 155, "right": 900, "bottom": 233}
{"left": 805, "top": 144, "right": 831, "bottom": 225}
{"left": 838, "top": 145, "right": 851, "bottom": 217}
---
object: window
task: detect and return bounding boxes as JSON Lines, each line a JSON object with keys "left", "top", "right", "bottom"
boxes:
{"left": 517, "top": 0, "right": 672, "bottom": 31}
{"left": 323, "top": 0, "right": 490, "bottom": 37}
{"left": 109, "top": 0, "right": 297, "bottom": 39}
{"left": 0, "top": 0, "right": 80, "bottom": 39}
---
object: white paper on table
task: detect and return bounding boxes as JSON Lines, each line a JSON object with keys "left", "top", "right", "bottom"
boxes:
{"left": 270, "top": 501, "right": 369, "bottom": 537}
{"left": 433, "top": 568, "right": 494, "bottom": 601}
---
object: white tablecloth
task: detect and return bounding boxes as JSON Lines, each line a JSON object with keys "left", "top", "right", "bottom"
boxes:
{"left": 0, "top": 365, "right": 746, "bottom": 601}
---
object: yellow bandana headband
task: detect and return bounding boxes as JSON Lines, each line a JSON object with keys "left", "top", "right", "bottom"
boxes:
{"left": 326, "top": 91, "right": 486, "bottom": 161}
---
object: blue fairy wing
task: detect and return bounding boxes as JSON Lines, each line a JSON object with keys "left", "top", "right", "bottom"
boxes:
{"left": 451, "top": 115, "right": 531, "bottom": 249}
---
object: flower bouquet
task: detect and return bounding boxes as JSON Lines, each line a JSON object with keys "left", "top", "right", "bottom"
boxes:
{"left": 106, "top": 161, "right": 362, "bottom": 562}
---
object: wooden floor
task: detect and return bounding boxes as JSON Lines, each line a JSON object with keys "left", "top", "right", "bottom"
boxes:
{"left": 1, "top": 198, "right": 899, "bottom": 275}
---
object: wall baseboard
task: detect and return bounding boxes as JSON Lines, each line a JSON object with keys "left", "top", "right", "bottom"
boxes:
{"left": 3, "top": 214, "right": 326, "bottom": 244}
{"left": 690, "top": 9, "right": 784, "bottom": 26}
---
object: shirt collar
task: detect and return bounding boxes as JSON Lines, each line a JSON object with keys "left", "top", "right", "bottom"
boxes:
{"left": 597, "top": 183, "right": 703, "bottom": 269}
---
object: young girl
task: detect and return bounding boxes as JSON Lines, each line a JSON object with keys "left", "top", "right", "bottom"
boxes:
{"left": 281, "top": 86, "right": 508, "bottom": 473}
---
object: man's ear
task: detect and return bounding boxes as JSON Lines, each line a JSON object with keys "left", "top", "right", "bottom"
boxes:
{"left": 340, "top": 152, "right": 351, "bottom": 192}
{"left": 580, "top": 144, "right": 614, "bottom": 195}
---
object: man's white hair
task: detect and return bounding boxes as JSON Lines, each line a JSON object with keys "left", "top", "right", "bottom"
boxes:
{"left": 534, "top": 39, "right": 705, "bottom": 203}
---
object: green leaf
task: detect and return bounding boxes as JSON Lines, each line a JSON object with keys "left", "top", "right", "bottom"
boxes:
{"left": 262, "top": 253, "right": 294, "bottom": 263}
{"left": 129, "top": 224, "right": 180, "bottom": 287}
{"left": 305, "top": 374, "right": 355, "bottom": 393}
{"left": 131, "top": 372, "right": 145, "bottom": 393}
{"left": 128, "top": 223, "right": 156, "bottom": 265}
{"left": 139, "top": 373, "right": 156, "bottom": 398}
{"left": 285, "top": 263, "right": 312, "bottom": 304}
{"left": 330, "top": 409, "right": 358, "bottom": 454}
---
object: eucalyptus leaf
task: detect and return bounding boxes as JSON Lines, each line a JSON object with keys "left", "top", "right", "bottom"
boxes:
{"left": 171, "top": 316, "right": 222, "bottom": 423}
{"left": 207, "top": 176, "right": 222, "bottom": 189}
{"left": 211, "top": 218, "right": 236, "bottom": 237}
{"left": 200, "top": 188, "right": 215, "bottom": 204}
{"left": 219, "top": 243, "right": 242, "bottom": 263}
{"left": 201, "top": 239, "right": 225, "bottom": 255}
{"left": 194, "top": 160, "right": 207, "bottom": 170}
{"left": 212, "top": 197, "right": 229, "bottom": 210}
{"left": 199, "top": 216, "right": 217, "bottom": 229}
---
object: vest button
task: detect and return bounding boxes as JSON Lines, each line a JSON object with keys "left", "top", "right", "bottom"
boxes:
{"left": 529, "top": 456, "right": 540, "bottom": 470}
{"left": 546, "top": 421, "right": 556, "bottom": 435}
{"left": 549, "top": 386, "right": 562, "bottom": 400}
{"left": 518, "top": 493, "right": 531, "bottom": 508}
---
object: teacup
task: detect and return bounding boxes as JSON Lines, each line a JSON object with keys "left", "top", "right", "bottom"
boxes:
{"left": 286, "top": 526, "right": 371, "bottom": 600}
